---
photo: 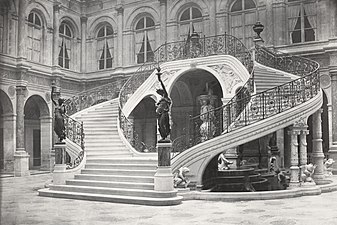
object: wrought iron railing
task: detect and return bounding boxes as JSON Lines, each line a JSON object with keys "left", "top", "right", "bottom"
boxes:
{"left": 64, "top": 114, "right": 85, "bottom": 169}
{"left": 64, "top": 78, "right": 127, "bottom": 116}
{"left": 172, "top": 45, "right": 320, "bottom": 157}
{"left": 119, "top": 33, "right": 254, "bottom": 109}
{"left": 118, "top": 33, "right": 254, "bottom": 153}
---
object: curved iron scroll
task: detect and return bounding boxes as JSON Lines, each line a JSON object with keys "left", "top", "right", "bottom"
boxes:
{"left": 172, "top": 45, "right": 320, "bottom": 158}
{"left": 64, "top": 114, "right": 85, "bottom": 169}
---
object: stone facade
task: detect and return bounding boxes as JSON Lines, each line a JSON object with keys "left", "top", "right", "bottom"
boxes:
{"left": 0, "top": 0, "right": 337, "bottom": 175}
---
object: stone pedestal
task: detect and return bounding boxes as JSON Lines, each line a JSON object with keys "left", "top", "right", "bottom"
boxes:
{"left": 223, "top": 147, "right": 239, "bottom": 169}
{"left": 154, "top": 141, "right": 174, "bottom": 191}
{"left": 14, "top": 150, "right": 30, "bottom": 177}
{"left": 52, "top": 142, "right": 67, "bottom": 185}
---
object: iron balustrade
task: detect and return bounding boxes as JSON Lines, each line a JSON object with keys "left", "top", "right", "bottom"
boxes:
{"left": 64, "top": 78, "right": 127, "bottom": 116}
{"left": 172, "top": 45, "right": 320, "bottom": 157}
{"left": 64, "top": 114, "right": 85, "bottom": 169}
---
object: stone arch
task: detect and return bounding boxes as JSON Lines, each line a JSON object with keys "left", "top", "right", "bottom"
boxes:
{"left": 0, "top": 89, "right": 14, "bottom": 115}
{"left": 168, "top": 0, "right": 209, "bottom": 22}
{"left": 60, "top": 16, "right": 80, "bottom": 38}
{"left": 24, "top": 94, "right": 51, "bottom": 169}
{"left": 0, "top": 89, "right": 15, "bottom": 171}
{"left": 88, "top": 15, "right": 118, "bottom": 39}
{"left": 26, "top": 1, "right": 52, "bottom": 27}
{"left": 124, "top": 6, "right": 160, "bottom": 31}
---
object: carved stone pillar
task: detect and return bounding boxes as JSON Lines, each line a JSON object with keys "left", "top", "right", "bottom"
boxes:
{"left": 299, "top": 128, "right": 309, "bottom": 183}
{"left": 17, "top": 0, "right": 27, "bottom": 59}
{"left": 80, "top": 16, "right": 87, "bottom": 72}
{"left": 312, "top": 109, "right": 326, "bottom": 182}
{"left": 209, "top": 0, "right": 217, "bottom": 36}
{"left": 159, "top": 0, "right": 167, "bottom": 45}
{"left": 288, "top": 127, "right": 300, "bottom": 188}
{"left": 116, "top": 5, "right": 124, "bottom": 68}
{"left": 14, "top": 85, "right": 30, "bottom": 176}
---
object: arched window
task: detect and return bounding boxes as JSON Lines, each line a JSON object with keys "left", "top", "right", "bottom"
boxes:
{"left": 135, "top": 17, "right": 155, "bottom": 64}
{"left": 58, "top": 22, "right": 72, "bottom": 69}
{"left": 97, "top": 25, "right": 114, "bottom": 70}
{"left": 288, "top": 0, "right": 316, "bottom": 44}
{"left": 179, "top": 7, "right": 203, "bottom": 40}
{"left": 230, "top": 0, "right": 257, "bottom": 49}
{"left": 27, "top": 12, "right": 43, "bottom": 62}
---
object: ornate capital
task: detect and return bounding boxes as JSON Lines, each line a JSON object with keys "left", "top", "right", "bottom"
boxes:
{"left": 53, "top": 2, "right": 61, "bottom": 12}
{"left": 293, "top": 117, "right": 308, "bottom": 129}
{"left": 115, "top": 4, "right": 124, "bottom": 14}
{"left": 15, "top": 86, "right": 27, "bottom": 96}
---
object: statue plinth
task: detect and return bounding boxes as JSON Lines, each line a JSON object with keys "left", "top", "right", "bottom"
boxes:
{"left": 54, "top": 142, "right": 66, "bottom": 165}
{"left": 154, "top": 141, "right": 173, "bottom": 191}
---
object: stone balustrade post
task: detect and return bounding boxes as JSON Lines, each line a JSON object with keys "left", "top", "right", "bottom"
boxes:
{"left": 312, "top": 109, "right": 326, "bottom": 182}
{"left": 288, "top": 127, "right": 301, "bottom": 188}
{"left": 154, "top": 140, "right": 173, "bottom": 191}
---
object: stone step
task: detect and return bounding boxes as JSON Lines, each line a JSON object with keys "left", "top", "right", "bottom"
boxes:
{"left": 66, "top": 179, "right": 155, "bottom": 190}
{"left": 86, "top": 158, "right": 157, "bottom": 165}
{"left": 85, "top": 153, "right": 132, "bottom": 157}
{"left": 74, "top": 174, "right": 154, "bottom": 183}
{"left": 85, "top": 163, "right": 157, "bottom": 170}
{"left": 81, "top": 168, "right": 156, "bottom": 176}
{"left": 38, "top": 188, "right": 182, "bottom": 206}
{"left": 85, "top": 142, "right": 125, "bottom": 147}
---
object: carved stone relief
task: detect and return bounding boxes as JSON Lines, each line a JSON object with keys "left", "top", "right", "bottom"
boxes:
{"left": 209, "top": 64, "right": 242, "bottom": 94}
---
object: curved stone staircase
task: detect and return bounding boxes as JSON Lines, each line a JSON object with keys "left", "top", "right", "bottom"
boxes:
{"left": 39, "top": 99, "right": 182, "bottom": 206}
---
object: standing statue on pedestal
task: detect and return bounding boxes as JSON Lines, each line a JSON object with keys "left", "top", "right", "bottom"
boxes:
{"left": 199, "top": 98, "right": 215, "bottom": 142}
{"left": 52, "top": 87, "right": 67, "bottom": 142}
{"left": 156, "top": 68, "right": 172, "bottom": 141}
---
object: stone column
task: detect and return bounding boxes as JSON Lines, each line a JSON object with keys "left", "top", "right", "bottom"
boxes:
{"left": 80, "top": 16, "right": 87, "bottom": 73}
{"left": 52, "top": 3, "right": 61, "bottom": 68}
{"left": 17, "top": 0, "right": 27, "bottom": 59}
{"left": 312, "top": 109, "right": 326, "bottom": 182}
{"left": 2, "top": 114, "right": 16, "bottom": 172}
{"left": 299, "top": 128, "right": 309, "bottom": 183}
{"left": 14, "top": 85, "right": 30, "bottom": 176}
{"left": 154, "top": 141, "right": 174, "bottom": 191}
{"left": 276, "top": 129, "right": 285, "bottom": 169}
{"left": 116, "top": 4, "right": 124, "bottom": 68}
{"left": 288, "top": 127, "right": 300, "bottom": 188}
{"left": 159, "top": 0, "right": 167, "bottom": 45}
{"left": 40, "top": 116, "right": 53, "bottom": 171}
{"left": 329, "top": 71, "right": 337, "bottom": 173}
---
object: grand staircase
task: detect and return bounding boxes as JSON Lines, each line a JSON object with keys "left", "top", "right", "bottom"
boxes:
{"left": 39, "top": 34, "right": 321, "bottom": 205}
{"left": 39, "top": 99, "right": 183, "bottom": 206}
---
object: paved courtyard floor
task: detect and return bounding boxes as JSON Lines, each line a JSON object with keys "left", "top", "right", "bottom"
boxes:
{"left": 1, "top": 173, "right": 337, "bottom": 225}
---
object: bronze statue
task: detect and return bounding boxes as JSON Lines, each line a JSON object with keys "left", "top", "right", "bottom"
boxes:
{"left": 156, "top": 68, "right": 171, "bottom": 141}
{"left": 51, "top": 88, "right": 66, "bottom": 142}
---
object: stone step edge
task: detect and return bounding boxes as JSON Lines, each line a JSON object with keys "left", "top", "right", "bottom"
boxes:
{"left": 81, "top": 168, "right": 157, "bottom": 173}
{"left": 75, "top": 174, "right": 155, "bottom": 179}
{"left": 67, "top": 179, "right": 155, "bottom": 187}
{"left": 38, "top": 189, "right": 182, "bottom": 206}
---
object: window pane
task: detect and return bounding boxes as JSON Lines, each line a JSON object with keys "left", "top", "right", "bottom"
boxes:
{"left": 64, "top": 43, "right": 69, "bottom": 59}
{"left": 244, "top": 0, "right": 256, "bottom": 10}
{"left": 58, "top": 57, "right": 63, "bottom": 67}
{"left": 65, "top": 25, "right": 71, "bottom": 37}
{"left": 231, "top": 0, "right": 242, "bottom": 12}
{"left": 146, "top": 51, "right": 154, "bottom": 62}
{"left": 28, "top": 13, "right": 34, "bottom": 23}
{"left": 192, "top": 7, "right": 202, "bottom": 19}
{"left": 136, "top": 18, "right": 144, "bottom": 30}
{"left": 99, "top": 59, "right": 104, "bottom": 70}
{"left": 59, "top": 24, "right": 64, "bottom": 34}
{"left": 146, "top": 17, "right": 154, "bottom": 28}
{"left": 97, "top": 27, "right": 105, "bottom": 37}
{"left": 100, "top": 48, "right": 105, "bottom": 60}
{"left": 65, "top": 59, "right": 69, "bottom": 69}
{"left": 106, "top": 58, "right": 112, "bottom": 68}
{"left": 35, "top": 14, "right": 41, "bottom": 26}
{"left": 106, "top": 43, "right": 112, "bottom": 58}
{"left": 180, "top": 8, "right": 190, "bottom": 21}
{"left": 137, "top": 53, "right": 144, "bottom": 64}
{"left": 106, "top": 26, "right": 113, "bottom": 35}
